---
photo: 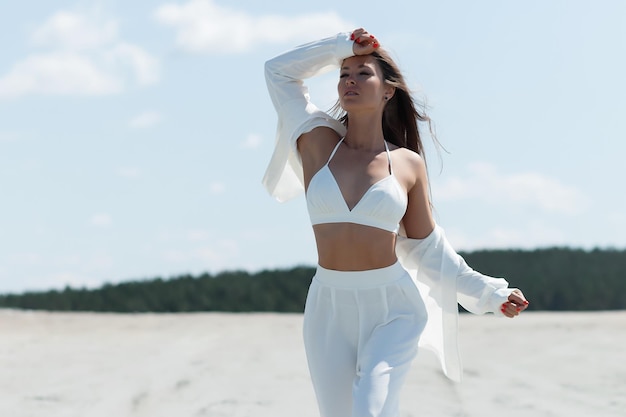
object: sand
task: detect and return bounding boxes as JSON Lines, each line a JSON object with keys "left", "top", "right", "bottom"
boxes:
{"left": 0, "top": 309, "right": 624, "bottom": 417}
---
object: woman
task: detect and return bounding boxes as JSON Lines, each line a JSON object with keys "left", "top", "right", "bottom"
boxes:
{"left": 263, "top": 28, "right": 529, "bottom": 417}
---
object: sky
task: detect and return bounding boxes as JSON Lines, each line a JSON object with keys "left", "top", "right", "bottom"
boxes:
{"left": 1, "top": 0, "right": 625, "bottom": 294}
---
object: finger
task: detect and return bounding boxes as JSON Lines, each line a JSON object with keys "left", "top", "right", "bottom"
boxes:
{"left": 359, "top": 34, "right": 377, "bottom": 47}
{"left": 500, "top": 302, "right": 513, "bottom": 317}
{"left": 509, "top": 289, "right": 528, "bottom": 303}
{"left": 350, "top": 28, "right": 365, "bottom": 40}
{"left": 352, "top": 37, "right": 380, "bottom": 56}
{"left": 500, "top": 306, "right": 515, "bottom": 318}
{"left": 500, "top": 301, "right": 523, "bottom": 318}
{"left": 369, "top": 34, "right": 380, "bottom": 49}
{"left": 354, "top": 31, "right": 376, "bottom": 46}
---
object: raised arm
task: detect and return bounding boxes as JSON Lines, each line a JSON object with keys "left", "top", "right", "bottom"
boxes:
{"left": 262, "top": 33, "right": 354, "bottom": 201}
{"left": 265, "top": 32, "right": 354, "bottom": 112}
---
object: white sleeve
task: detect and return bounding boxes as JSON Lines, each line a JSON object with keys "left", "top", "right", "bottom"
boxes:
{"left": 395, "top": 225, "right": 516, "bottom": 382}
{"left": 397, "top": 225, "right": 515, "bottom": 315}
{"left": 262, "top": 32, "right": 354, "bottom": 202}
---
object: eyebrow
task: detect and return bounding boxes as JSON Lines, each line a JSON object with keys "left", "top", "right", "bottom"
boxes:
{"left": 340, "top": 63, "right": 372, "bottom": 70}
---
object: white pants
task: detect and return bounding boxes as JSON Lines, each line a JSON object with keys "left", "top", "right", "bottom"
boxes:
{"left": 303, "top": 261, "right": 428, "bottom": 417}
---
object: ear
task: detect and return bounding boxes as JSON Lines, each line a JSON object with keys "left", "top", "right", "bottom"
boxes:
{"left": 383, "top": 85, "right": 396, "bottom": 101}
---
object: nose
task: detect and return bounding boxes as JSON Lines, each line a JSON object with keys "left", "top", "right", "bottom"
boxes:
{"left": 345, "top": 75, "right": 356, "bottom": 85}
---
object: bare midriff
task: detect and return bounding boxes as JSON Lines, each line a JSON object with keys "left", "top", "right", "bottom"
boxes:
{"left": 313, "top": 223, "right": 398, "bottom": 271}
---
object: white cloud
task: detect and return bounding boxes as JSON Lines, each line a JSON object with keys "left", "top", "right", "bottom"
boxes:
{"left": 156, "top": 228, "right": 212, "bottom": 243}
{"left": 163, "top": 242, "right": 237, "bottom": 264}
{"left": 30, "top": 10, "right": 118, "bottom": 50}
{"left": 53, "top": 254, "right": 82, "bottom": 267}
{"left": 0, "top": 52, "right": 122, "bottom": 98}
{"left": 15, "top": 272, "right": 97, "bottom": 292}
{"left": 307, "top": 73, "right": 343, "bottom": 110}
{"left": 193, "top": 247, "right": 221, "bottom": 263}
{"left": 608, "top": 212, "right": 626, "bottom": 228}
{"left": 88, "top": 252, "right": 114, "bottom": 269}
{"left": 163, "top": 249, "right": 189, "bottom": 263}
{"left": 8, "top": 252, "right": 42, "bottom": 265}
{"left": 91, "top": 213, "right": 113, "bottom": 227}
{"left": 437, "top": 162, "right": 590, "bottom": 215}
{"left": 151, "top": 229, "right": 238, "bottom": 270}
{"left": 0, "top": 132, "right": 21, "bottom": 143}
{"left": 209, "top": 181, "right": 225, "bottom": 194}
{"left": 154, "top": 0, "right": 353, "bottom": 53}
{"left": 129, "top": 111, "right": 160, "bottom": 128}
{"left": 0, "top": 9, "right": 159, "bottom": 99}
{"left": 48, "top": 272, "right": 98, "bottom": 289}
{"left": 187, "top": 229, "right": 210, "bottom": 241}
{"left": 195, "top": 240, "right": 238, "bottom": 262}
{"left": 383, "top": 31, "right": 436, "bottom": 53}
{"left": 117, "top": 167, "right": 142, "bottom": 178}
{"left": 447, "top": 222, "right": 568, "bottom": 251}
{"left": 107, "top": 43, "right": 159, "bottom": 86}
{"left": 240, "top": 133, "right": 262, "bottom": 149}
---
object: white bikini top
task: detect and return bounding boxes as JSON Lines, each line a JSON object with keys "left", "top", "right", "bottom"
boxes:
{"left": 306, "top": 138, "right": 408, "bottom": 233}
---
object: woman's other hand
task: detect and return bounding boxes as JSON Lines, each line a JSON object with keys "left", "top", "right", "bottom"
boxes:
{"left": 500, "top": 289, "right": 529, "bottom": 318}
{"left": 350, "top": 28, "right": 380, "bottom": 55}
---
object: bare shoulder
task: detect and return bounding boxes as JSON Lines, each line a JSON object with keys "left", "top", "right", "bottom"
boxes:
{"left": 393, "top": 146, "right": 426, "bottom": 168}
{"left": 389, "top": 146, "right": 428, "bottom": 190}
{"left": 298, "top": 126, "right": 341, "bottom": 153}
{"left": 298, "top": 126, "right": 342, "bottom": 187}
{"left": 298, "top": 127, "right": 342, "bottom": 166}
{"left": 391, "top": 146, "right": 435, "bottom": 237}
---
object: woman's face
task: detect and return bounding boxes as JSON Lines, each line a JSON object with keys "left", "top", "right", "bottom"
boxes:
{"left": 338, "top": 55, "right": 389, "bottom": 113}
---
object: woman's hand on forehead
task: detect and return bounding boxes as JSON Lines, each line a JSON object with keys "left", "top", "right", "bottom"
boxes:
{"left": 350, "top": 28, "right": 380, "bottom": 55}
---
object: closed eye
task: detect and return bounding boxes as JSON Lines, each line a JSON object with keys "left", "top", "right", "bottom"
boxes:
{"left": 340, "top": 71, "right": 373, "bottom": 79}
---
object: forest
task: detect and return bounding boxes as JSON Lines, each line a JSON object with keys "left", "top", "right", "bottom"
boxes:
{"left": 0, "top": 247, "right": 624, "bottom": 313}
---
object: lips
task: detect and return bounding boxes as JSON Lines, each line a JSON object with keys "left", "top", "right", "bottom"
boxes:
{"left": 344, "top": 91, "right": 359, "bottom": 97}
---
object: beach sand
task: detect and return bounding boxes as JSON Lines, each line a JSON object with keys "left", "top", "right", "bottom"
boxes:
{"left": 0, "top": 309, "right": 624, "bottom": 417}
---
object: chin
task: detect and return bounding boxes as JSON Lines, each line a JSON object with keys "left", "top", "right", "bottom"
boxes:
{"left": 339, "top": 99, "right": 363, "bottom": 112}
{"left": 340, "top": 101, "right": 377, "bottom": 114}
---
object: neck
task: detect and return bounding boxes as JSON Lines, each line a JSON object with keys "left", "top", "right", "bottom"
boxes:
{"left": 344, "top": 111, "right": 386, "bottom": 151}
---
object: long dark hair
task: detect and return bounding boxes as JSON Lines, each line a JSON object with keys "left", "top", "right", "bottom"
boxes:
{"left": 331, "top": 48, "right": 440, "bottom": 163}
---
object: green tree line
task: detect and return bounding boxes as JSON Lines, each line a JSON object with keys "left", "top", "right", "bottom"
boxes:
{"left": 0, "top": 247, "right": 624, "bottom": 312}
